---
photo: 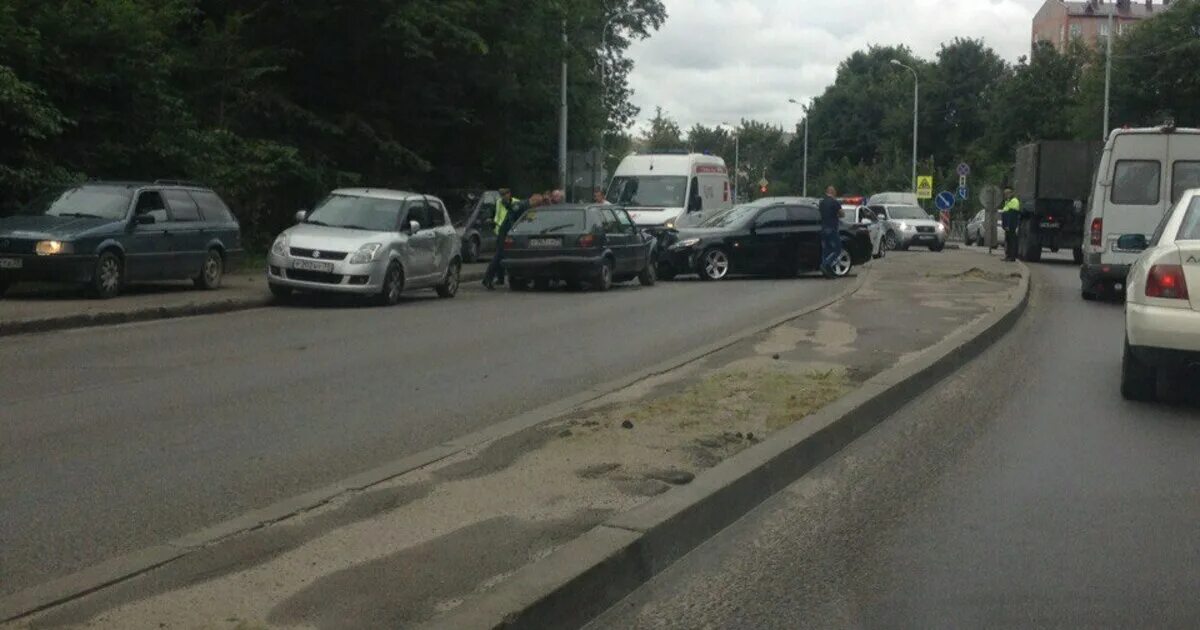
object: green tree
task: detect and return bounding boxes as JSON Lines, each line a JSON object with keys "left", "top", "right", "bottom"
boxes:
{"left": 641, "top": 107, "right": 684, "bottom": 151}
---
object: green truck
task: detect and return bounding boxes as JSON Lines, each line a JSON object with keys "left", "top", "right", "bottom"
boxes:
{"left": 1013, "top": 140, "right": 1104, "bottom": 263}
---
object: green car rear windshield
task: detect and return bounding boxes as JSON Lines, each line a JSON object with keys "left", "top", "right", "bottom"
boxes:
{"left": 511, "top": 209, "right": 588, "bottom": 234}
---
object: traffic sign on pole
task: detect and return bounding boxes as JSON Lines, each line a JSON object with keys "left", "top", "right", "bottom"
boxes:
{"left": 957, "top": 162, "right": 971, "bottom": 177}
{"left": 935, "top": 191, "right": 956, "bottom": 211}
{"left": 916, "top": 176, "right": 934, "bottom": 200}
{"left": 957, "top": 185, "right": 969, "bottom": 200}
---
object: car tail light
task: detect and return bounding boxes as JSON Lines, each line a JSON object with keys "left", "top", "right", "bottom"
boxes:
{"left": 1090, "top": 218, "right": 1103, "bottom": 247}
{"left": 578, "top": 234, "right": 596, "bottom": 248}
{"left": 504, "top": 236, "right": 515, "bottom": 247}
{"left": 1146, "top": 264, "right": 1190, "bottom": 300}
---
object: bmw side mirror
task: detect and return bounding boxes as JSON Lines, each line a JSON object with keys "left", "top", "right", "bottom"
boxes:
{"left": 295, "top": 210, "right": 308, "bottom": 223}
{"left": 409, "top": 220, "right": 421, "bottom": 234}
{"left": 1117, "top": 234, "right": 1148, "bottom": 252}
{"left": 136, "top": 214, "right": 156, "bottom": 225}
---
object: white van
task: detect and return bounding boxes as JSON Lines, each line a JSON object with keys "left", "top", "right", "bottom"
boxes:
{"left": 1081, "top": 125, "right": 1200, "bottom": 300}
{"left": 605, "top": 153, "right": 732, "bottom": 228}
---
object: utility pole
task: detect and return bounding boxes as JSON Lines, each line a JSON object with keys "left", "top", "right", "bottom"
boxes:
{"left": 891, "top": 60, "right": 919, "bottom": 193}
{"left": 788, "top": 98, "right": 810, "bottom": 197}
{"left": 1103, "top": 7, "right": 1114, "bottom": 140}
{"left": 722, "top": 122, "right": 740, "bottom": 202}
{"left": 559, "top": 20, "right": 569, "bottom": 195}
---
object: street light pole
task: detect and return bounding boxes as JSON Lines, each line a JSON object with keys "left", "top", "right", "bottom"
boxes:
{"left": 1103, "top": 8, "right": 1114, "bottom": 139}
{"left": 722, "top": 122, "right": 740, "bottom": 202}
{"left": 559, "top": 20, "right": 569, "bottom": 195}
{"left": 890, "top": 60, "right": 919, "bottom": 193}
{"left": 789, "top": 98, "right": 810, "bottom": 197}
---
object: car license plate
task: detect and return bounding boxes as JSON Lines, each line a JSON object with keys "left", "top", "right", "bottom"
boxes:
{"left": 529, "top": 238, "right": 561, "bottom": 248}
{"left": 0, "top": 258, "right": 22, "bottom": 269}
{"left": 1040, "top": 222, "right": 1059, "bottom": 229}
{"left": 292, "top": 259, "right": 334, "bottom": 273}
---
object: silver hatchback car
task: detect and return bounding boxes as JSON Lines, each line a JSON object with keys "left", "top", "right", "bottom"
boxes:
{"left": 267, "top": 189, "right": 461, "bottom": 305}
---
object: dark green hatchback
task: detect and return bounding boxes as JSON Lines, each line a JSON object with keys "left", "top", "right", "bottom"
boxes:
{"left": 0, "top": 182, "right": 243, "bottom": 298}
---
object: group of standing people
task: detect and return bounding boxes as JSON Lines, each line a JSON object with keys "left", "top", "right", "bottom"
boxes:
{"left": 482, "top": 188, "right": 566, "bottom": 290}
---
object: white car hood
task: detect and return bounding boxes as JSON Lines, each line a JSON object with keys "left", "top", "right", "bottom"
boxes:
{"left": 284, "top": 223, "right": 395, "bottom": 251}
{"left": 626, "top": 207, "right": 684, "bottom": 226}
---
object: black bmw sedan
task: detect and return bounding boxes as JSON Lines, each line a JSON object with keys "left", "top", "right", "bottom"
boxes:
{"left": 659, "top": 197, "right": 872, "bottom": 281}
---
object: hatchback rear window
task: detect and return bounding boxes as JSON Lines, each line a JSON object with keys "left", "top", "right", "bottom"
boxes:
{"left": 510, "top": 209, "right": 587, "bottom": 234}
{"left": 1178, "top": 197, "right": 1200, "bottom": 241}
{"left": 1112, "top": 160, "right": 1161, "bottom": 205}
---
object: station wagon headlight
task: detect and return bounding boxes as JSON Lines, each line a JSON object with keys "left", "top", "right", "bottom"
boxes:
{"left": 35, "top": 240, "right": 73, "bottom": 256}
{"left": 271, "top": 235, "right": 288, "bottom": 256}
{"left": 349, "top": 243, "right": 383, "bottom": 264}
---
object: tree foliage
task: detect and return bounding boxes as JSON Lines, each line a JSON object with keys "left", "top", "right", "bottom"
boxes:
{"left": 0, "top": 0, "right": 665, "bottom": 245}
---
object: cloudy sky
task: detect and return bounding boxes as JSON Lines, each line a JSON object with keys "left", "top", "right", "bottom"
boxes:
{"left": 625, "top": 0, "right": 1049, "bottom": 131}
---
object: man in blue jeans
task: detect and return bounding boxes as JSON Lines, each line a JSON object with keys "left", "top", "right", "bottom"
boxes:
{"left": 818, "top": 185, "right": 844, "bottom": 278}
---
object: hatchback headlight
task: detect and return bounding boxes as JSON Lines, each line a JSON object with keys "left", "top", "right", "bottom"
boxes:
{"left": 35, "top": 240, "right": 73, "bottom": 256}
{"left": 271, "top": 235, "right": 288, "bottom": 256}
{"left": 349, "top": 243, "right": 383, "bottom": 264}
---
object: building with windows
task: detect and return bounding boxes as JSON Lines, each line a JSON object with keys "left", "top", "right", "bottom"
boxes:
{"left": 1032, "top": 0, "right": 1169, "bottom": 51}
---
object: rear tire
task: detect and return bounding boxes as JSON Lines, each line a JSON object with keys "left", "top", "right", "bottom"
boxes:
{"left": 90, "top": 250, "right": 123, "bottom": 299}
{"left": 377, "top": 262, "right": 404, "bottom": 306}
{"left": 593, "top": 258, "right": 614, "bottom": 291}
{"left": 1019, "top": 222, "right": 1042, "bottom": 262}
{"left": 194, "top": 249, "right": 224, "bottom": 290}
{"left": 1073, "top": 246, "right": 1084, "bottom": 265}
{"left": 1081, "top": 288, "right": 1097, "bottom": 301}
{"left": 638, "top": 259, "right": 657, "bottom": 286}
{"left": 830, "top": 250, "right": 853, "bottom": 278}
{"left": 436, "top": 259, "right": 460, "bottom": 298}
{"left": 1121, "top": 339, "right": 1158, "bottom": 402}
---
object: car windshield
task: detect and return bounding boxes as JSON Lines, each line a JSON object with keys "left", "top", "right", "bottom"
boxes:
{"left": 1178, "top": 197, "right": 1200, "bottom": 240}
{"left": 510, "top": 209, "right": 587, "bottom": 234}
{"left": 306, "top": 194, "right": 402, "bottom": 231}
{"left": 606, "top": 176, "right": 687, "bottom": 208}
{"left": 699, "top": 204, "right": 759, "bottom": 228}
{"left": 22, "top": 186, "right": 133, "bottom": 220}
{"left": 887, "top": 205, "right": 930, "bottom": 220}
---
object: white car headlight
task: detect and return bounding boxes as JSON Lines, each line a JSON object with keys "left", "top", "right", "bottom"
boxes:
{"left": 674, "top": 238, "right": 700, "bottom": 249}
{"left": 896, "top": 221, "right": 910, "bottom": 231}
{"left": 271, "top": 235, "right": 288, "bottom": 256}
{"left": 935, "top": 222, "right": 947, "bottom": 232}
{"left": 349, "top": 243, "right": 383, "bottom": 264}
{"left": 35, "top": 240, "right": 73, "bottom": 256}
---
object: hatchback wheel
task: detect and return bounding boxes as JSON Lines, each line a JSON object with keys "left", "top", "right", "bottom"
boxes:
{"left": 90, "top": 251, "right": 123, "bottom": 299}
{"left": 698, "top": 248, "right": 730, "bottom": 281}
{"left": 638, "top": 258, "right": 657, "bottom": 286}
{"left": 436, "top": 260, "right": 461, "bottom": 298}
{"left": 194, "top": 249, "right": 224, "bottom": 289}
{"left": 594, "top": 258, "right": 614, "bottom": 291}
{"left": 378, "top": 262, "right": 404, "bottom": 306}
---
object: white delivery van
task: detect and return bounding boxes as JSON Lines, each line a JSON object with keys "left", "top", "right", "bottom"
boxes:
{"left": 605, "top": 153, "right": 732, "bottom": 228}
{"left": 1081, "top": 125, "right": 1200, "bottom": 300}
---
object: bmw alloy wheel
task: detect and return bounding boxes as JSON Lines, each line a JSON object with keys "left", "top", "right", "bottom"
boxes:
{"left": 702, "top": 249, "right": 730, "bottom": 280}
{"left": 832, "top": 250, "right": 853, "bottom": 277}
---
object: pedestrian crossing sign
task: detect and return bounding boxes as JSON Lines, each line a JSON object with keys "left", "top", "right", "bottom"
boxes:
{"left": 917, "top": 176, "right": 934, "bottom": 200}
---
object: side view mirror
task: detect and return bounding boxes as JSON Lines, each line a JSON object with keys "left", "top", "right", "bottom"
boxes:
{"left": 135, "top": 214, "right": 156, "bottom": 225}
{"left": 1117, "top": 233, "right": 1148, "bottom": 252}
{"left": 295, "top": 210, "right": 308, "bottom": 223}
{"left": 409, "top": 220, "right": 421, "bottom": 234}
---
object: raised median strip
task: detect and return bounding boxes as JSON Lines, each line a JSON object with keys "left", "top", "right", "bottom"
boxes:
{"left": 425, "top": 262, "right": 1029, "bottom": 630}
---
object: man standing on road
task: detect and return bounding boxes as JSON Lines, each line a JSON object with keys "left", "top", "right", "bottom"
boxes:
{"left": 487, "top": 188, "right": 520, "bottom": 286}
{"left": 818, "top": 185, "right": 845, "bottom": 278}
{"left": 483, "top": 193, "right": 544, "bottom": 290}
{"left": 1001, "top": 188, "right": 1021, "bottom": 262}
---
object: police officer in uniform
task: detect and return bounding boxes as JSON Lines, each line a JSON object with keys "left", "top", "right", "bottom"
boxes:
{"left": 1001, "top": 188, "right": 1021, "bottom": 262}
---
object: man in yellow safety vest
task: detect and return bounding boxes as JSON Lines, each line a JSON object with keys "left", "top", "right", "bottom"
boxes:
{"left": 1001, "top": 188, "right": 1021, "bottom": 262}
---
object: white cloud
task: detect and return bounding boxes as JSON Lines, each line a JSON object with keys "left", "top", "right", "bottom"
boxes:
{"left": 625, "top": 0, "right": 1047, "bottom": 131}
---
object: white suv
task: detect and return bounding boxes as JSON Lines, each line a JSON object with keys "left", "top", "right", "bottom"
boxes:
{"left": 1120, "top": 188, "right": 1200, "bottom": 401}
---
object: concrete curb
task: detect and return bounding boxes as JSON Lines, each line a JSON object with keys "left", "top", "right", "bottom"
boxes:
{"left": 0, "top": 270, "right": 486, "bottom": 338}
{"left": 423, "top": 262, "right": 1031, "bottom": 630}
{"left": 0, "top": 270, "right": 868, "bottom": 624}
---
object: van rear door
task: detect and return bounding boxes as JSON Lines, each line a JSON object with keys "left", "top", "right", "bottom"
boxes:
{"left": 1103, "top": 133, "right": 1167, "bottom": 266}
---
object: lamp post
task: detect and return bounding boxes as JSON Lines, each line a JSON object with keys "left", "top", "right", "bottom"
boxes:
{"left": 788, "top": 98, "right": 809, "bottom": 197}
{"left": 721, "top": 121, "right": 740, "bottom": 202}
{"left": 1103, "top": 7, "right": 1114, "bottom": 139}
{"left": 890, "top": 59, "right": 919, "bottom": 193}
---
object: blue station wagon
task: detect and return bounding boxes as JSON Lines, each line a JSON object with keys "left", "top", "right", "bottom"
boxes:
{"left": 0, "top": 181, "right": 243, "bottom": 298}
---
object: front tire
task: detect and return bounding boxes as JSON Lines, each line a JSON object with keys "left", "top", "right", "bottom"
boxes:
{"left": 638, "top": 258, "right": 657, "bottom": 286}
{"left": 698, "top": 248, "right": 730, "bottom": 281}
{"left": 1121, "top": 339, "right": 1158, "bottom": 402}
{"left": 194, "top": 249, "right": 224, "bottom": 290}
{"left": 883, "top": 231, "right": 899, "bottom": 252}
{"left": 436, "top": 259, "right": 460, "bottom": 298}
{"left": 90, "top": 250, "right": 123, "bottom": 299}
{"left": 377, "top": 262, "right": 404, "bottom": 306}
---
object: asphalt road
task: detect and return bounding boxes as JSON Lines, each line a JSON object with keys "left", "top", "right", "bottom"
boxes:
{"left": 591, "top": 255, "right": 1200, "bottom": 629}
{"left": 0, "top": 274, "right": 848, "bottom": 597}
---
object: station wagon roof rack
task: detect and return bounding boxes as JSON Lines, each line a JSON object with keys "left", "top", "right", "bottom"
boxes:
{"left": 154, "top": 179, "right": 208, "bottom": 187}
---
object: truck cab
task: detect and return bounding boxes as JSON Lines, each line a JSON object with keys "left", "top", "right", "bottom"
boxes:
{"left": 1081, "top": 125, "right": 1200, "bottom": 300}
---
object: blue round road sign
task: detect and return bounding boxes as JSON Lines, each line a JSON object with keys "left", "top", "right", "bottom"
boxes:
{"left": 935, "top": 191, "right": 956, "bottom": 211}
